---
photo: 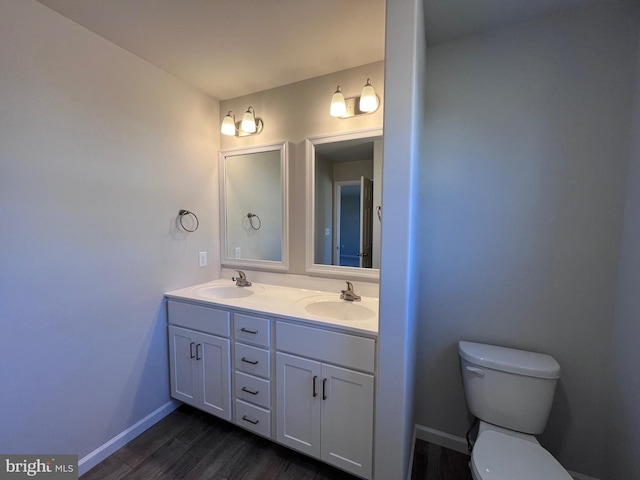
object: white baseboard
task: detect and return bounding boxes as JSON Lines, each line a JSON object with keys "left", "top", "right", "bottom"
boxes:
{"left": 414, "top": 424, "right": 470, "bottom": 455}
{"left": 78, "top": 400, "right": 180, "bottom": 476}
{"left": 568, "top": 473, "right": 600, "bottom": 480}
{"left": 412, "top": 424, "right": 600, "bottom": 480}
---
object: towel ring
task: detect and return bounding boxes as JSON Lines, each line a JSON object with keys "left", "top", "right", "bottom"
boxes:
{"left": 178, "top": 209, "right": 199, "bottom": 232}
{"left": 247, "top": 213, "right": 261, "bottom": 230}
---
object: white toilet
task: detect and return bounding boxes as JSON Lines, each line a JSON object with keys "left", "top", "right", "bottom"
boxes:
{"left": 458, "top": 341, "right": 572, "bottom": 480}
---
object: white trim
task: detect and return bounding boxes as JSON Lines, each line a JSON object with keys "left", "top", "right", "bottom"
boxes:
{"left": 305, "top": 127, "right": 383, "bottom": 280}
{"left": 78, "top": 400, "right": 180, "bottom": 476}
{"left": 568, "top": 472, "right": 601, "bottom": 480}
{"left": 414, "top": 424, "right": 470, "bottom": 455}
{"left": 219, "top": 141, "right": 290, "bottom": 272}
{"left": 412, "top": 424, "right": 600, "bottom": 480}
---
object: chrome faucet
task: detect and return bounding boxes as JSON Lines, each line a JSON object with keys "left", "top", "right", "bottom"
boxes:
{"left": 340, "top": 281, "right": 361, "bottom": 301}
{"left": 232, "top": 270, "right": 252, "bottom": 287}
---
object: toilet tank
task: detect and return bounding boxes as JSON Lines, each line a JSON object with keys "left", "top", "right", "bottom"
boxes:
{"left": 458, "top": 341, "right": 561, "bottom": 435}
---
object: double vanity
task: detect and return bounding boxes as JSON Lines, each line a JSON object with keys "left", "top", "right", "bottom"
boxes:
{"left": 165, "top": 277, "right": 378, "bottom": 479}
{"left": 174, "top": 123, "right": 383, "bottom": 478}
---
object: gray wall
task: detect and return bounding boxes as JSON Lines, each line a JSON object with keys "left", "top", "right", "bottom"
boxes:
{"left": 224, "top": 150, "right": 282, "bottom": 262}
{"left": 314, "top": 154, "right": 334, "bottom": 264}
{"left": 0, "top": 0, "right": 220, "bottom": 460}
{"left": 415, "top": 5, "right": 639, "bottom": 478}
{"left": 606, "top": 34, "right": 640, "bottom": 479}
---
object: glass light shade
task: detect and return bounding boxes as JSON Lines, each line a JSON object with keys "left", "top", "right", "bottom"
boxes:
{"left": 241, "top": 107, "right": 257, "bottom": 133}
{"left": 359, "top": 79, "right": 378, "bottom": 113}
{"left": 330, "top": 87, "right": 346, "bottom": 117}
{"left": 220, "top": 112, "right": 236, "bottom": 136}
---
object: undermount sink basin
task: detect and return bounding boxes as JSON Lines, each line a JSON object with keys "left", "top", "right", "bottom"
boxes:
{"left": 300, "top": 297, "right": 377, "bottom": 321}
{"left": 194, "top": 284, "right": 264, "bottom": 299}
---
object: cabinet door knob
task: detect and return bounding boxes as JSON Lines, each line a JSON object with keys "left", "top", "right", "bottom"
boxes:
{"left": 189, "top": 342, "right": 195, "bottom": 359}
{"left": 322, "top": 378, "right": 327, "bottom": 400}
{"left": 196, "top": 343, "right": 202, "bottom": 361}
{"left": 312, "top": 375, "right": 318, "bottom": 397}
{"left": 241, "top": 357, "right": 259, "bottom": 365}
{"left": 240, "top": 327, "right": 259, "bottom": 334}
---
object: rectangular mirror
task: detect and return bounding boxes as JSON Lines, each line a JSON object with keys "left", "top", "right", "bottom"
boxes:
{"left": 220, "top": 142, "right": 289, "bottom": 270}
{"left": 306, "top": 128, "right": 383, "bottom": 279}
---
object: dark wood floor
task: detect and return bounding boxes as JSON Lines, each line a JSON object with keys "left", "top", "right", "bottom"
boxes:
{"left": 410, "top": 439, "right": 472, "bottom": 480}
{"left": 81, "top": 405, "right": 471, "bottom": 480}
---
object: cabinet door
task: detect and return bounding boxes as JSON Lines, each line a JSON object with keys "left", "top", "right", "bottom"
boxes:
{"left": 198, "top": 332, "right": 231, "bottom": 421}
{"left": 168, "top": 325, "right": 198, "bottom": 405}
{"left": 320, "top": 364, "right": 374, "bottom": 479}
{"left": 276, "top": 353, "right": 321, "bottom": 457}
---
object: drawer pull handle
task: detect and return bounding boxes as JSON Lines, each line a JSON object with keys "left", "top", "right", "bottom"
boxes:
{"left": 242, "top": 415, "right": 259, "bottom": 425}
{"left": 241, "top": 357, "right": 259, "bottom": 365}
{"left": 322, "top": 378, "right": 327, "bottom": 400}
{"left": 196, "top": 343, "right": 202, "bottom": 361}
{"left": 189, "top": 342, "right": 195, "bottom": 359}
{"left": 241, "top": 386, "right": 259, "bottom": 395}
{"left": 312, "top": 375, "right": 318, "bottom": 397}
{"left": 240, "top": 327, "right": 259, "bottom": 334}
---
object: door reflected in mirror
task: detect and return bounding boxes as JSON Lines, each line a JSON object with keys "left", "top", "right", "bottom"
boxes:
{"left": 220, "top": 142, "right": 288, "bottom": 270}
{"left": 306, "top": 128, "right": 382, "bottom": 279}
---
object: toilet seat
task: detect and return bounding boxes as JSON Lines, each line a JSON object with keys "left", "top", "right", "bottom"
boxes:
{"left": 471, "top": 430, "right": 572, "bottom": 480}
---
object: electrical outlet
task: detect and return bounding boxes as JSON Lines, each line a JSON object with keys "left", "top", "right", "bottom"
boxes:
{"left": 235, "top": 247, "right": 241, "bottom": 259}
{"left": 198, "top": 251, "right": 207, "bottom": 267}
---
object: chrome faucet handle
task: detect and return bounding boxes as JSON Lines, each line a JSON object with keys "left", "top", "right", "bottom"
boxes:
{"left": 340, "top": 281, "right": 361, "bottom": 301}
{"left": 232, "top": 270, "right": 252, "bottom": 287}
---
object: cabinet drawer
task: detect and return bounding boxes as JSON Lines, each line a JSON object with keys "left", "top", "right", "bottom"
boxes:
{"left": 168, "top": 301, "right": 230, "bottom": 337}
{"left": 235, "top": 399, "right": 271, "bottom": 438}
{"left": 235, "top": 371, "right": 271, "bottom": 409}
{"left": 235, "top": 343, "right": 270, "bottom": 378}
{"left": 276, "top": 322, "right": 375, "bottom": 373}
{"left": 234, "top": 314, "right": 270, "bottom": 347}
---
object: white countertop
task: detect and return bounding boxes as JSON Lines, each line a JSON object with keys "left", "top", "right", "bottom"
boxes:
{"left": 165, "top": 279, "right": 379, "bottom": 336}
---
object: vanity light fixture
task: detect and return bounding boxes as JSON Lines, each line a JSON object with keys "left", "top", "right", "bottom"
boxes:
{"left": 241, "top": 106, "right": 258, "bottom": 133}
{"left": 330, "top": 86, "right": 347, "bottom": 118}
{"left": 329, "top": 79, "right": 380, "bottom": 118}
{"left": 359, "top": 79, "right": 379, "bottom": 113}
{"left": 220, "top": 111, "right": 237, "bottom": 136}
{"left": 220, "top": 107, "right": 264, "bottom": 137}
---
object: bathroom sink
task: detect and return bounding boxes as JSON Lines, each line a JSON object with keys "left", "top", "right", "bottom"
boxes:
{"left": 299, "top": 296, "right": 377, "bottom": 321}
{"left": 193, "top": 284, "right": 264, "bottom": 299}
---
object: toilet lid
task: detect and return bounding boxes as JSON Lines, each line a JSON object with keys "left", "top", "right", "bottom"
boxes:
{"left": 472, "top": 431, "right": 572, "bottom": 480}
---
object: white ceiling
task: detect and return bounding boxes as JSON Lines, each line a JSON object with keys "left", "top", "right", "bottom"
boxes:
{"left": 36, "top": 0, "right": 387, "bottom": 101}
{"left": 36, "top": 0, "right": 598, "bottom": 101}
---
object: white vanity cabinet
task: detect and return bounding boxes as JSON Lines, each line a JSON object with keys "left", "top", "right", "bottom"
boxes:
{"left": 167, "top": 301, "right": 231, "bottom": 421}
{"left": 166, "top": 294, "right": 377, "bottom": 480}
{"left": 275, "top": 322, "right": 375, "bottom": 479}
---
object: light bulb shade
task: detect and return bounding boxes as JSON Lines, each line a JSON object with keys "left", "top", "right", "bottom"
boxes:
{"left": 241, "top": 107, "right": 257, "bottom": 133}
{"left": 220, "top": 112, "right": 236, "bottom": 136}
{"left": 330, "top": 87, "right": 347, "bottom": 117}
{"left": 359, "top": 79, "right": 378, "bottom": 113}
